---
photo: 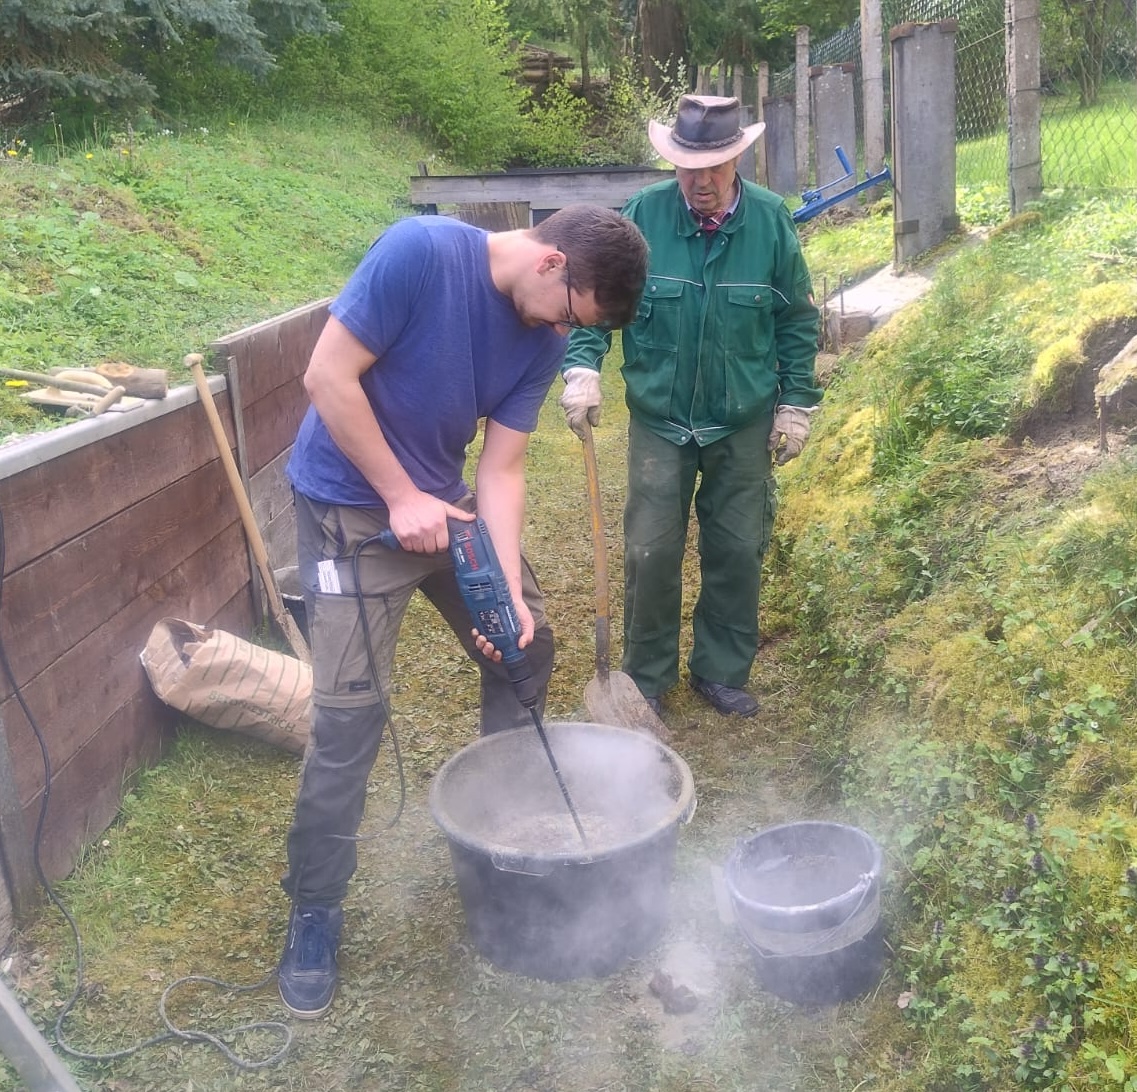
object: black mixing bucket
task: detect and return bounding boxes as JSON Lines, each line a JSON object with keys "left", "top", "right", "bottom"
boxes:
{"left": 725, "top": 821, "right": 885, "bottom": 1005}
{"left": 429, "top": 722, "right": 696, "bottom": 981}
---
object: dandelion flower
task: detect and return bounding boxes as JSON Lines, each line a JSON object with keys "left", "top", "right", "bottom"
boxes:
{"left": 85, "top": 153, "right": 94, "bottom": 160}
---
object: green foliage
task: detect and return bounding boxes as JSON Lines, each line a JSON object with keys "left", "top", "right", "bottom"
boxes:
{"left": 588, "top": 56, "right": 685, "bottom": 165}
{"left": 870, "top": 279, "right": 1033, "bottom": 475}
{"left": 795, "top": 196, "right": 893, "bottom": 291}
{"left": 269, "top": 0, "right": 527, "bottom": 168}
{"left": 0, "top": 0, "right": 155, "bottom": 116}
{"left": 687, "top": 0, "right": 855, "bottom": 68}
{"left": 1041, "top": 0, "right": 1134, "bottom": 106}
{"left": 519, "top": 81, "right": 595, "bottom": 167}
{"left": 847, "top": 715, "right": 1137, "bottom": 1088}
{"left": 0, "top": 0, "right": 335, "bottom": 126}
{"left": 864, "top": 191, "right": 1137, "bottom": 479}
{"left": 763, "top": 189, "right": 1137, "bottom": 1091}
{"left": 503, "top": 0, "right": 569, "bottom": 42}
{"left": 514, "top": 57, "right": 683, "bottom": 168}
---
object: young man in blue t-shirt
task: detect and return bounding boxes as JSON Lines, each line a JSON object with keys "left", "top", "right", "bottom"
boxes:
{"left": 278, "top": 204, "right": 648, "bottom": 1019}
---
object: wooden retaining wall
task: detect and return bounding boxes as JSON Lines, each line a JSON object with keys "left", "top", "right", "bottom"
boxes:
{"left": 0, "top": 298, "right": 329, "bottom": 942}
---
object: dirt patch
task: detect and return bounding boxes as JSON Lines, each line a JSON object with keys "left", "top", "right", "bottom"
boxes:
{"left": 1004, "top": 315, "right": 1137, "bottom": 496}
{"left": 68, "top": 187, "right": 152, "bottom": 233}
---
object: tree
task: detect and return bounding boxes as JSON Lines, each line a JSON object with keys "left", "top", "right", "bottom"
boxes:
{"left": 637, "top": 0, "right": 689, "bottom": 93}
{"left": 0, "top": 0, "right": 154, "bottom": 115}
{"left": 0, "top": 0, "right": 335, "bottom": 123}
{"left": 1045, "top": 0, "right": 1131, "bottom": 105}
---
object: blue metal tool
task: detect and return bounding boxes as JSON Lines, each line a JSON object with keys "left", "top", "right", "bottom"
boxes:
{"left": 792, "top": 146, "right": 892, "bottom": 224}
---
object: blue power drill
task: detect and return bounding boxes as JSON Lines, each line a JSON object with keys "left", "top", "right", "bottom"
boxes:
{"left": 378, "top": 516, "right": 539, "bottom": 710}
{"left": 378, "top": 514, "right": 586, "bottom": 843}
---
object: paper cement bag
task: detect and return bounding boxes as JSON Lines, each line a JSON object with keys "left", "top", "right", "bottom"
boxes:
{"left": 141, "top": 618, "right": 311, "bottom": 754}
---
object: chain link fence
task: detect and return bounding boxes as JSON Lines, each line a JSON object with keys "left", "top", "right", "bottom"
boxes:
{"left": 764, "top": 0, "right": 1135, "bottom": 192}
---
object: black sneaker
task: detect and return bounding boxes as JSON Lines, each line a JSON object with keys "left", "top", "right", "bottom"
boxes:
{"left": 690, "top": 675, "right": 760, "bottom": 717}
{"left": 278, "top": 903, "right": 343, "bottom": 1019}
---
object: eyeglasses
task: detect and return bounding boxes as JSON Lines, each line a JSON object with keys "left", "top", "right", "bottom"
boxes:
{"left": 558, "top": 250, "right": 618, "bottom": 333}
{"left": 559, "top": 252, "right": 587, "bottom": 330}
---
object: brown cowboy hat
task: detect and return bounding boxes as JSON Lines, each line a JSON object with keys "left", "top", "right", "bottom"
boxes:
{"left": 648, "top": 94, "right": 766, "bottom": 170}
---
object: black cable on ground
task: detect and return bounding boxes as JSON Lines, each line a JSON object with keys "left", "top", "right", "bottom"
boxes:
{"left": 0, "top": 505, "right": 293, "bottom": 1074}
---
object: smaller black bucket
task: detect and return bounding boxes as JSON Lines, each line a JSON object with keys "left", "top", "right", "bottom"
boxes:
{"left": 724, "top": 821, "right": 884, "bottom": 1006}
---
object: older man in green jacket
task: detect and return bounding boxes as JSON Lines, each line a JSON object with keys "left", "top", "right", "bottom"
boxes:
{"left": 560, "top": 95, "right": 821, "bottom": 718}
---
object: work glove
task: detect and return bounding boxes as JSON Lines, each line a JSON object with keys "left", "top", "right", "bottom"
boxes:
{"left": 560, "top": 367, "right": 602, "bottom": 439}
{"left": 767, "top": 405, "right": 817, "bottom": 466}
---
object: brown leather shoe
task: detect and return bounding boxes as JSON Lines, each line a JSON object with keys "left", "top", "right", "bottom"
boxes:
{"left": 690, "top": 675, "right": 759, "bottom": 717}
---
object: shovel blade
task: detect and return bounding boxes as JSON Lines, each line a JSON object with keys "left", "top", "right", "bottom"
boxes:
{"left": 585, "top": 671, "right": 671, "bottom": 743}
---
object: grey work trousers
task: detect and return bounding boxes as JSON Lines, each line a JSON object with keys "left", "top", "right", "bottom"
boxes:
{"left": 622, "top": 416, "right": 777, "bottom": 697}
{"left": 281, "top": 491, "right": 554, "bottom": 906}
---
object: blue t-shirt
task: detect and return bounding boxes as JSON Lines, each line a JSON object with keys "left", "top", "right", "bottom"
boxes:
{"left": 287, "top": 217, "right": 566, "bottom": 507}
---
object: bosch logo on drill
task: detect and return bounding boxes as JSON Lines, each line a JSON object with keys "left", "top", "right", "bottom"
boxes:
{"left": 451, "top": 531, "right": 481, "bottom": 571}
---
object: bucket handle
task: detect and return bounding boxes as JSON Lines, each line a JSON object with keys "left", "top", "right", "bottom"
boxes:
{"left": 489, "top": 849, "right": 605, "bottom": 875}
{"left": 736, "top": 871, "right": 877, "bottom": 959}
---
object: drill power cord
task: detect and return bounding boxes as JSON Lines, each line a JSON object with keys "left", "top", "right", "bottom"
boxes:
{"left": 0, "top": 504, "right": 292, "bottom": 1072}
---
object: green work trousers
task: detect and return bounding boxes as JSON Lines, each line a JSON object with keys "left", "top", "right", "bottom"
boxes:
{"left": 622, "top": 416, "right": 777, "bottom": 697}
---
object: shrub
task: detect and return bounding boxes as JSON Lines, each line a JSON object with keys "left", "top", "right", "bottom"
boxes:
{"left": 514, "top": 56, "right": 684, "bottom": 168}
{"left": 269, "top": 0, "right": 527, "bottom": 169}
{"left": 517, "top": 80, "right": 595, "bottom": 167}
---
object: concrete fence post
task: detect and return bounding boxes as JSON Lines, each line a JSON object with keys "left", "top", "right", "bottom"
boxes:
{"left": 810, "top": 63, "right": 858, "bottom": 209}
{"left": 739, "top": 104, "right": 758, "bottom": 183}
{"left": 861, "top": 0, "right": 886, "bottom": 181}
{"left": 763, "top": 95, "right": 799, "bottom": 196}
{"left": 1007, "top": 0, "right": 1042, "bottom": 211}
{"left": 891, "top": 20, "right": 961, "bottom": 263}
{"left": 795, "top": 27, "right": 811, "bottom": 189}
{"left": 757, "top": 62, "right": 770, "bottom": 187}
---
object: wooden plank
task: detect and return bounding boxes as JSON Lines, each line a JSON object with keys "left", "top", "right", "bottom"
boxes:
{"left": 263, "top": 505, "right": 297, "bottom": 574}
{"left": 409, "top": 168, "right": 673, "bottom": 210}
{"left": 251, "top": 449, "right": 297, "bottom": 573}
{"left": 0, "top": 462, "right": 246, "bottom": 688}
{"left": 0, "top": 713, "right": 35, "bottom": 923}
{"left": 0, "top": 395, "right": 233, "bottom": 573}
{"left": 0, "top": 860, "right": 13, "bottom": 947}
{"left": 242, "top": 380, "right": 309, "bottom": 480}
{"left": 0, "top": 520, "right": 251, "bottom": 805}
{"left": 24, "top": 691, "right": 166, "bottom": 885}
{"left": 455, "top": 202, "right": 530, "bottom": 230}
{"left": 210, "top": 297, "right": 330, "bottom": 356}
{"left": 250, "top": 448, "right": 295, "bottom": 532}
{"left": 211, "top": 300, "right": 329, "bottom": 407}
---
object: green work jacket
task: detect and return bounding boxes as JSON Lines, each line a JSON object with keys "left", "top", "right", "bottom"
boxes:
{"left": 563, "top": 178, "right": 822, "bottom": 446}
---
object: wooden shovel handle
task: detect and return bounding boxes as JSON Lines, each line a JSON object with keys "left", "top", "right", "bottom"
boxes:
{"left": 186, "top": 354, "right": 311, "bottom": 664}
{"left": 581, "top": 422, "right": 611, "bottom": 681}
